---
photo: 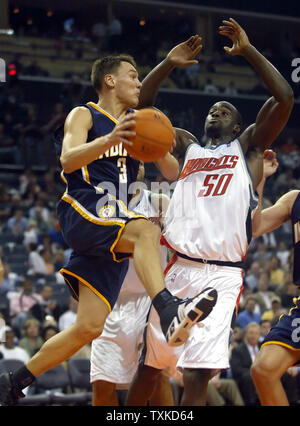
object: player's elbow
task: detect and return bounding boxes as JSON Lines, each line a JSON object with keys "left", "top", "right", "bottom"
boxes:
{"left": 60, "top": 155, "right": 76, "bottom": 174}
{"left": 252, "top": 228, "right": 262, "bottom": 239}
{"left": 280, "top": 86, "right": 294, "bottom": 107}
{"left": 164, "top": 167, "right": 179, "bottom": 182}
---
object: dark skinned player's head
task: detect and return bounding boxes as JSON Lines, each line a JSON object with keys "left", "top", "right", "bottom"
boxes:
{"left": 204, "top": 101, "right": 243, "bottom": 141}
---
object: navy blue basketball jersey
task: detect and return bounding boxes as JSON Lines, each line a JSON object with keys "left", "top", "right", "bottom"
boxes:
{"left": 54, "top": 102, "right": 140, "bottom": 204}
{"left": 292, "top": 191, "right": 300, "bottom": 286}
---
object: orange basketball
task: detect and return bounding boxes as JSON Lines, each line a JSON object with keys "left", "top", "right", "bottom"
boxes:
{"left": 126, "top": 108, "right": 174, "bottom": 162}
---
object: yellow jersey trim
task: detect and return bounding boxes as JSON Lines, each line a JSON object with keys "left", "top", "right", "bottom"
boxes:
{"left": 82, "top": 165, "right": 91, "bottom": 185}
{"left": 60, "top": 268, "right": 112, "bottom": 312}
{"left": 61, "top": 193, "right": 126, "bottom": 226}
{"left": 87, "top": 102, "right": 119, "bottom": 125}
{"left": 261, "top": 341, "right": 300, "bottom": 351}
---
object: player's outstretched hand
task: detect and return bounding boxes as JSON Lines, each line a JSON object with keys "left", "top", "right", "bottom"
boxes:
{"left": 218, "top": 17, "right": 251, "bottom": 56}
{"left": 106, "top": 112, "right": 136, "bottom": 147}
{"left": 167, "top": 35, "right": 203, "bottom": 67}
{"left": 263, "top": 149, "right": 279, "bottom": 179}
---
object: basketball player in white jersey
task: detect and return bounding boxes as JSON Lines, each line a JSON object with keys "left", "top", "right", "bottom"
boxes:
{"left": 126, "top": 18, "right": 294, "bottom": 406}
{"left": 91, "top": 162, "right": 174, "bottom": 405}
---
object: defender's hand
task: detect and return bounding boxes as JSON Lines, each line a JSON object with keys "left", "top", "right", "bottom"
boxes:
{"left": 219, "top": 18, "right": 251, "bottom": 56}
{"left": 263, "top": 149, "right": 279, "bottom": 179}
{"left": 167, "top": 35, "right": 203, "bottom": 67}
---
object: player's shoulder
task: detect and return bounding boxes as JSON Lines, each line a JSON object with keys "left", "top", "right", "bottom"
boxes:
{"left": 65, "top": 105, "right": 92, "bottom": 128}
{"left": 276, "top": 190, "right": 299, "bottom": 210}
{"left": 175, "top": 127, "right": 198, "bottom": 145}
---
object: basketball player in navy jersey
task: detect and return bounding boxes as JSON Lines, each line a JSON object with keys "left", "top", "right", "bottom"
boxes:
{"left": 126, "top": 18, "right": 294, "bottom": 406}
{"left": 0, "top": 37, "right": 218, "bottom": 405}
{"left": 250, "top": 152, "right": 300, "bottom": 406}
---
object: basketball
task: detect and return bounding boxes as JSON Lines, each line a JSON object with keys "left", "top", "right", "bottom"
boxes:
{"left": 126, "top": 108, "right": 174, "bottom": 162}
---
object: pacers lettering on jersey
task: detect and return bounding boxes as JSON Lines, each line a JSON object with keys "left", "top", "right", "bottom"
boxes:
{"left": 294, "top": 221, "right": 300, "bottom": 245}
{"left": 98, "top": 142, "right": 128, "bottom": 159}
{"left": 179, "top": 155, "right": 239, "bottom": 180}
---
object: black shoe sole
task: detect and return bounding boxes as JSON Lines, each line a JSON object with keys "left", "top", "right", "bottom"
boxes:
{"left": 167, "top": 288, "right": 218, "bottom": 347}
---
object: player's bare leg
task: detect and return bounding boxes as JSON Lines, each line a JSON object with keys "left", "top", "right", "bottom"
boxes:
{"left": 149, "top": 373, "right": 174, "bottom": 406}
{"left": 126, "top": 364, "right": 162, "bottom": 405}
{"left": 181, "top": 368, "right": 213, "bottom": 406}
{"left": 26, "top": 283, "right": 109, "bottom": 376}
{"left": 115, "top": 218, "right": 164, "bottom": 299}
{"left": 251, "top": 344, "right": 300, "bottom": 406}
{"left": 92, "top": 380, "right": 118, "bottom": 406}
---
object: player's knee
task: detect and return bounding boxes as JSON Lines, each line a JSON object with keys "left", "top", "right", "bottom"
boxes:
{"left": 137, "top": 364, "right": 162, "bottom": 384}
{"left": 251, "top": 357, "right": 270, "bottom": 382}
{"left": 137, "top": 220, "right": 160, "bottom": 245}
{"left": 74, "top": 320, "right": 103, "bottom": 343}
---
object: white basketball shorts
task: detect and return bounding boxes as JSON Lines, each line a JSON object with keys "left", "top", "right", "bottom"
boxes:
{"left": 90, "top": 293, "right": 151, "bottom": 389}
{"left": 144, "top": 257, "right": 243, "bottom": 375}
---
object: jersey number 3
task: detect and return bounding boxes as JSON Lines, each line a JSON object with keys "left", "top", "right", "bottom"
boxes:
{"left": 117, "top": 158, "right": 127, "bottom": 183}
{"left": 198, "top": 173, "right": 233, "bottom": 197}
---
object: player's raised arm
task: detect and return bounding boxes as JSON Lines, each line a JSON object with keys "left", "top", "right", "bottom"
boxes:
{"left": 137, "top": 35, "right": 203, "bottom": 108}
{"left": 219, "top": 18, "right": 294, "bottom": 153}
{"left": 251, "top": 150, "right": 295, "bottom": 237}
{"left": 60, "top": 107, "right": 135, "bottom": 173}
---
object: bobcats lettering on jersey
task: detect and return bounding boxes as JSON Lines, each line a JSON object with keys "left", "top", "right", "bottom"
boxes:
{"left": 180, "top": 154, "right": 239, "bottom": 180}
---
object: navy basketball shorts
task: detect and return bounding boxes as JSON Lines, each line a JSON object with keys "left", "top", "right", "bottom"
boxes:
{"left": 57, "top": 194, "right": 147, "bottom": 311}
{"left": 261, "top": 297, "right": 300, "bottom": 364}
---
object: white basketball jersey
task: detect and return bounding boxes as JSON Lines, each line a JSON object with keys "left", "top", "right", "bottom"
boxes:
{"left": 163, "top": 140, "right": 257, "bottom": 262}
{"left": 119, "top": 189, "right": 168, "bottom": 296}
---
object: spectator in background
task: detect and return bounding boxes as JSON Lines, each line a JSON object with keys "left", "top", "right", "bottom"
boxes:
{"left": 41, "top": 103, "right": 66, "bottom": 135}
{"left": 91, "top": 20, "right": 108, "bottom": 47}
{"left": 275, "top": 169, "right": 298, "bottom": 194}
{"left": 236, "top": 297, "right": 261, "bottom": 329}
{"left": 28, "top": 201, "right": 50, "bottom": 236}
{"left": 53, "top": 248, "right": 65, "bottom": 272}
{"left": 19, "top": 318, "right": 43, "bottom": 358}
{"left": 280, "top": 281, "right": 300, "bottom": 310}
{"left": 244, "top": 261, "right": 261, "bottom": 292}
{"left": 224, "top": 81, "right": 238, "bottom": 96}
{"left": 276, "top": 241, "right": 291, "bottom": 270}
{"left": 230, "top": 322, "right": 261, "bottom": 405}
{"left": 0, "top": 263, "right": 18, "bottom": 295}
{"left": 206, "top": 369, "right": 244, "bottom": 406}
{"left": 30, "top": 285, "right": 61, "bottom": 323}
{"left": 19, "top": 106, "right": 44, "bottom": 166}
{"left": 269, "top": 255, "right": 285, "bottom": 289}
{"left": 253, "top": 272, "right": 276, "bottom": 314}
{"left": 41, "top": 324, "right": 59, "bottom": 342}
{"left": 27, "top": 243, "right": 47, "bottom": 276}
{"left": 23, "top": 219, "right": 39, "bottom": 247}
{"left": 9, "top": 277, "right": 42, "bottom": 332}
{"left": 261, "top": 296, "right": 286, "bottom": 325}
{"left": 259, "top": 320, "right": 272, "bottom": 344}
{"left": 0, "top": 328, "right": 29, "bottom": 364}
{"left": 107, "top": 16, "right": 122, "bottom": 52}
{"left": 0, "top": 122, "right": 19, "bottom": 164}
{"left": 279, "top": 137, "right": 297, "bottom": 154}
{"left": 202, "top": 78, "right": 220, "bottom": 95}
{"left": 58, "top": 297, "right": 78, "bottom": 331}
{"left": 252, "top": 240, "right": 272, "bottom": 264}
{"left": 6, "top": 208, "right": 28, "bottom": 238}
{"left": 39, "top": 248, "right": 55, "bottom": 275}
